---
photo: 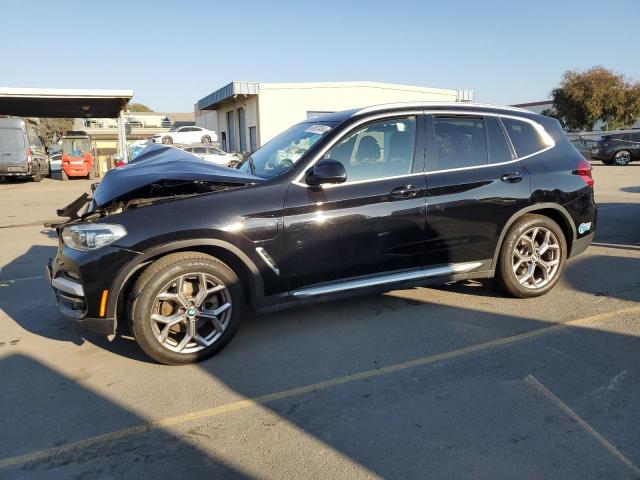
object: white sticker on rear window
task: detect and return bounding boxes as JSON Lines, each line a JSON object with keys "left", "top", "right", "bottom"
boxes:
{"left": 305, "top": 124, "right": 331, "bottom": 135}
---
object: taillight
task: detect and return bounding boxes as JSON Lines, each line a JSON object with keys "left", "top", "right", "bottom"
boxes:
{"left": 574, "top": 158, "right": 594, "bottom": 187}
{"left": 27, "top": 147, "right": 33, "bottom": 165}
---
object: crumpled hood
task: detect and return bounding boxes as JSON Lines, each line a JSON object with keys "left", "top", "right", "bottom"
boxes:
{"left": 92, "top": 144, "right": 262, "bottom": 207}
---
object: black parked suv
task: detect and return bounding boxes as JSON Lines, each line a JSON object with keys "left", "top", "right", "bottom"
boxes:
{"left": 48, "top": 103, "right": 596, "bottom": 365}
{"left": 590, "top": 131, "right": 640, "bottom": 165}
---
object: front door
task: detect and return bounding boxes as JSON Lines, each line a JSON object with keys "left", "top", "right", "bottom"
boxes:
{"left": 424, "top": 114, "right": 532, "bottom": 267}
{"left": 282, "top": 115, "right": 427, "bottom": 291}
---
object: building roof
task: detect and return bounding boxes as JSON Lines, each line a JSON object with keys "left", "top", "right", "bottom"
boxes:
{"left": 511, "top": 100, "right": 553, "bottom": 108}
{"left": 0, "top": 87, "right": 133, "bottom": 118}
{"left": 197, "top": 80, "right": 473, "bottom": 110}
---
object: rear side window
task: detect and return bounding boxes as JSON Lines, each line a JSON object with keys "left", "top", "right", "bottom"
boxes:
{"left": 631, "top": 133, "right": 640, "bottom": 142}
{"left": 0, "top": 128, "right": 26, "bottom": 152}
{"left": 485, "top": 117, "right": 513, "bottom": 164}
{"left": 431, "top": 116, "right": 487, "bottom": 171}
{"left": 193, "top": 147, "right": 206, "bottom": 154}
{"left": 501, "top": 118, "right": 547, "bottom": 157}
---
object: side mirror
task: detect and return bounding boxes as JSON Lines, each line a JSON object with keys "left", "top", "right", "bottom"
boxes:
{"left": 305, "top": 159, "right": 347, "bottom": 186}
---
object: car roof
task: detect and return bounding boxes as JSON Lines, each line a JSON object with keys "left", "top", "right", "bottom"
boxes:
{"left": 0, "top": 117, "right": 26, "bottom": 128}
{"left": 300, "top": 102, "right": 543, "bottom": 125}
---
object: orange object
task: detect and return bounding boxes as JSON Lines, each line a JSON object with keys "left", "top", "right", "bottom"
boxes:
{"left": 99, "top": 290, "right": 109, "bottom": 317}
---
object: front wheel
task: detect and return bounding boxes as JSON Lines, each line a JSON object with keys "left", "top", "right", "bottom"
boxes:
{"left": 613, "top": 150, "right": 631, "bottom": 166}
{"left": 129, "top": 252, "right": 244, "bottom": 365}
{"left": 496, "top": 214, "right": 567, "bottom": 298}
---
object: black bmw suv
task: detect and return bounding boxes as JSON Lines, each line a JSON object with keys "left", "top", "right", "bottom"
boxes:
{"left": 48, "top": 103, "right": 596, "bottom": 365}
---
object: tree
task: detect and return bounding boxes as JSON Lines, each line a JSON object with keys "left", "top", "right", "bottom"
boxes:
{"left": 550, "top": 66, "right": 640, "bottom": 131}
{"left": 34, "top": 118, "right": 75, "bottom": 144}
{"left": 127, "top": 102, "right": 153, "bottom": 112}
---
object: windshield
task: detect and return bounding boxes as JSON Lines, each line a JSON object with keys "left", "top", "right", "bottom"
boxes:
{"left": 62, "top": 138, "right": 91, "bottom": 156}
{"left": 238, "top": 121, "right": 337, "bottom": 178}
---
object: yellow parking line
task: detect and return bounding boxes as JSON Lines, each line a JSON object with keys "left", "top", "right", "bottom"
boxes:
{"left": 1, "top": 304, "right": 639, "bottom": 469}
{"left": 525, "top": 375, "right": 640, "bottom": 476}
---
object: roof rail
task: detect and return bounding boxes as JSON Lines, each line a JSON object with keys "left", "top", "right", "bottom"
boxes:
{"left": 354, "top": 102, "right": 532, "bottom": 116}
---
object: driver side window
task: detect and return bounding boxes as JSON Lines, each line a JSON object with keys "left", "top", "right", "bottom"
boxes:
{"left": 323, "top": 117, "right": 416, "bottom": 182}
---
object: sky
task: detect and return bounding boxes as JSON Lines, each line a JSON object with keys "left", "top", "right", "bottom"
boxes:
{"left": 1, "top": 0, "right": 639, "bottom": 112}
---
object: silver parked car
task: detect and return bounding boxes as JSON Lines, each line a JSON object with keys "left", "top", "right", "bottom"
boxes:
{"left": 0, "top": 118, "right": 48, "bottom": 182}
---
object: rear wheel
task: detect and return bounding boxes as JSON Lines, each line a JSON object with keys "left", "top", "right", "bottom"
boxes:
{"left": 129, "top": 252, "right": 244, "bottom": 365}
{"left": 88, "top": 166, "right": 96, "bottom": 180}
{"left": 613, "top": 150, "right": 631, "bottom": 166}
{"left": 61, "top": 170, "right": 69, "bottom": 181}
{"left": 31, "top": 165, "right": 42, "bottom": 182}
{"left": 496, "top": 214, "right": 567, "bottom": 298}
{"left": 201, "top": 135, "right": 211, "bottom": 144}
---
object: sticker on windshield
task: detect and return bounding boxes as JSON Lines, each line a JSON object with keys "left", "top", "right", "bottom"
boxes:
{"left": 305, "top": 124, "right": 332, "bottom": 135}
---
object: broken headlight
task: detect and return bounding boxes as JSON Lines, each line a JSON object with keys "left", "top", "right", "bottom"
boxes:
{"left": 62, "top": 223, "right": 127, "bottom": 251}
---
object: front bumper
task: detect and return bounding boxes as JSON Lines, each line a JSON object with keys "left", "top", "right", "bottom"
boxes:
{"left": 48, "top": 242, "right": 139, "bottom": 335}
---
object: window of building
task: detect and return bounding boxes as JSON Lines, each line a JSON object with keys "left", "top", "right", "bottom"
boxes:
{"left": 323, "top": 117, "right": 416, "bottom": 182}
{"left": 485, "top": 117, "right": 513, "bottom": 164}
{"left": 501, "top": 118, "right": 547, "bottom": 158}
{"left": 430, "top": 116, "right": 487, "bottom": 171}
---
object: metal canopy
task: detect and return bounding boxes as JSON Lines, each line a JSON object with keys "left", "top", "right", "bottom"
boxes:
{"left": 0, "top": 87, "right": 133, "bottom": 118}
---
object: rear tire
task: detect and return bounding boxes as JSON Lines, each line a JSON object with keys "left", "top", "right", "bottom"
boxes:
{"left": 161, "top": 136, "right": 173, "bottom": 145}
{"left": 61, "top": 170, "right": 69, "bottom": 181}
{"left": 496, "top": 214, "right": 567, "bottom": 298}
{"left": 129, "top": 252, "right": 244, "bottom": 365}
{"left": 31, "top": 165, "right": 42, "bottom": 182}
{"left": 201, "top": 135, "right": 211, "bottom": 144}
{"left": 88, "top": 166, "right": 96, "bottom": 180}
{"left": 613, "top": 150, "right": 631, "bottom": 166}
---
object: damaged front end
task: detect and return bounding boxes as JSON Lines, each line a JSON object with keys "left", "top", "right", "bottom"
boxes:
{"left": 47, "top": 144, "right": 262, "bottom": 227}
{"left": 45, "top": 144, "right": 263, "bottom": 335}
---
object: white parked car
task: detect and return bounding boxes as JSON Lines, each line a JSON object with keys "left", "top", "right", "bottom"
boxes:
{"left": 49, "top": 152, "right": 62, "bottom": 173}
{"left": 182, "top": 145, "right": 238, "bottom": 167}
{"left": 152, "top": 126, "right": 218, "bottom": 145}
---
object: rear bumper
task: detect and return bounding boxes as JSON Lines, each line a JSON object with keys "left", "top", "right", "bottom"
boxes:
{"left": 569, "top": 231, "right": 594, "bottom": 258}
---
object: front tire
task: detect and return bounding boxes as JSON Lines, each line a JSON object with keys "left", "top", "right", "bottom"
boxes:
{"left": 129, "top": 252, "right": 244, "bottom": 365}
{"left": 496, "top": 214, "right": 567, "bottom": 298}
{"left": 613, "top": 150, "right": 631, "bottom": 166}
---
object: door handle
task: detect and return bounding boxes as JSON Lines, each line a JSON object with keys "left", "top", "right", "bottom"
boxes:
{"left": 500, "top": 172, "right": 523, "bottom": 183}
{"left": 390, "top": 185, "right": 420, "bottom": 198}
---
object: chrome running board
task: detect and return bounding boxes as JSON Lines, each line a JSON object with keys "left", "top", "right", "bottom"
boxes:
{"left": 292, "top": 261, "right": 483, "bottom": 298}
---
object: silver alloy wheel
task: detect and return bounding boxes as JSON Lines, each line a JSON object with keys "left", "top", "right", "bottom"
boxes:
{"left": 615, "top": 150, "right": 631, "bottom": 165}
{"left": 150, "top": 272, "right": 232, "bottom": 353}
{"left": 512, "top": 226, "right": 561, "bottom": 289}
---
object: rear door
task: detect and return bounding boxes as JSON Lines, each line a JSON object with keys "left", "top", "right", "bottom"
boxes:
{"left": 0, "top": 126, "right": 27, "bottom": 171}
{"left": 424, "top": 113, "right": 531, "bottom": 268}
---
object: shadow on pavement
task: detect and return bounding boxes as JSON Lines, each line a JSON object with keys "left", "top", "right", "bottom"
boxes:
{"left": 0, "top": 354, "right": 253, "bottom": 479}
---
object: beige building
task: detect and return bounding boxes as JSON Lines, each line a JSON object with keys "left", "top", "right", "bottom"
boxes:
{"left": 195, "top": 81, "right": 473, "bottom": 153}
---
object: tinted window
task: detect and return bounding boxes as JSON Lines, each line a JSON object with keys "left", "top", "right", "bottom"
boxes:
{"left": 431, "top": 116, "right": 487, "bottom": 171}
{"left": 324, "top": 117, "right": 415, "bottom": 182}
{"left": 485, "top": 117, "right": 513, "bottom": 164}
{"left": 501, "top": 118, "right": 546, "bottom": 157}
{"left": 193, "top": 147, "right": 206, "bottom": 154}
{"left": 630, "top": 133, "right": 640, "bottom": 142}
{"left": 0, "top": 128, "right": 25, "bottom": 152}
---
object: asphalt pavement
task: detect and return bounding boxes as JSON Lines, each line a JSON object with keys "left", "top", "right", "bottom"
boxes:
{"left": 0, "top": 164, "right": 639, "bottom": 480}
